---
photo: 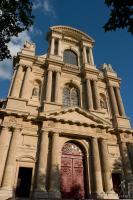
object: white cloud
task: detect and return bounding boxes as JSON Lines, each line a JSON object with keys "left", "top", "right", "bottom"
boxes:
{"left": 33, "top": 0, "right": 55, "bottom": 16}
{"left": 0, "top": 61, "right": 12, "bottom": 80}
{"left": 33, "top": 0, "right": 42, "bottom": 10}
{"left": 0, "top": 31, "right": 31, "bottom": 80}
{"left": 29, "top": 26, "right": 42, "bottom": 36}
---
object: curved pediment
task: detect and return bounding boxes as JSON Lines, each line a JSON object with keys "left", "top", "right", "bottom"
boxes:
{"left": 44, "top": 107, "right": 111, "bottom": 127}
{"left": 50, "top": 25, "right": 94, "bottom": 43}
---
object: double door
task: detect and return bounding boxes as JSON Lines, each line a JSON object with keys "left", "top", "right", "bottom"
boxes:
{"left": 61, "top": 143, "right": 85, "bottom": 199}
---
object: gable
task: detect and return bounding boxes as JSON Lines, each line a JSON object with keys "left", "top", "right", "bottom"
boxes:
{"left": 46, "top": 107, "right": 111, "bottom": 127}
{"left": 52, "top": 111, "right": 97, "bottom": 124}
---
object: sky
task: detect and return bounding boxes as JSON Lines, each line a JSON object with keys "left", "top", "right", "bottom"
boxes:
{"left": 0, "top": 0, "right": 133, "bottom": 126}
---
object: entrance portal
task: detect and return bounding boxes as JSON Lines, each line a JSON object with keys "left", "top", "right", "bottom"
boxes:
{"left": 112, "top": 173, "right": 121, "bottom": 195}
{"left": 61, "top": 142, "right": 85, "bottom": 199}
{"left": 15, "top": 167, "right": 32, "bottom": 198}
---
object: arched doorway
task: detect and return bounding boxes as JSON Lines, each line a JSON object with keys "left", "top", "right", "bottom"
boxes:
{"left": 60, "top": 142, "right": 85, "bottom": 199}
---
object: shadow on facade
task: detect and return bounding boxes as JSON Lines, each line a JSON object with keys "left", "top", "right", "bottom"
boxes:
{"left": 112, "top": 147, "right": 133, "bottom": 199}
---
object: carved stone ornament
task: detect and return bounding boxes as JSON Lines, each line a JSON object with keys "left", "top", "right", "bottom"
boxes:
{"left": 62, "top": 143, "right": 82, "bottom": 156}
{"left": 24, "top": 41, "right": 35, "bottom": 50}
{"left": 101, "top": 63, "right": 115, "bottom": 73}
{"left": 48, "top": 121, "right": 55, "bottom": 127}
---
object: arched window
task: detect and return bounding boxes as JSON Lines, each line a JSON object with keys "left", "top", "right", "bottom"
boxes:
{"left": 63, "top": 86, "right": 79, "bottom": 107}
{"left": 100, "top": 93, "right": 107, "bottom": 109}
{"left": 63, "top": 50, "right": 78, "bottom": 65}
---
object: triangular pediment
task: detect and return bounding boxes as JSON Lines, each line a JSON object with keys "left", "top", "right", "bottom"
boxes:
{"left": 46, "top": 107, "right": 111, "bottom": 127}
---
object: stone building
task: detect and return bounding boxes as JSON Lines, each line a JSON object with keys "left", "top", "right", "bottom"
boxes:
{"left": 0, "top": 25, "right": 133, "bottom": 200}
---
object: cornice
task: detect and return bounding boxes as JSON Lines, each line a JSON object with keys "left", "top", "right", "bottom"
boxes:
{"left": 108, "top": 127, "right": 133, "bottom": 134}
{"left": 0, "top": 108, "right": 29, "bottom": 118}
{"left": 46, "top": 57, "right": 63, "bottom": 67}
{"left": 50, "top": 25, "right": 95, "bottom": 43}
{"left": 17, "top": 52, "right": 36, "bottom": 62}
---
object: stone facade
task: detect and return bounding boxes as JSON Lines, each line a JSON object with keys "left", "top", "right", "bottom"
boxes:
{"left": 0, "top": 25, "right": 133, "bottom": 199}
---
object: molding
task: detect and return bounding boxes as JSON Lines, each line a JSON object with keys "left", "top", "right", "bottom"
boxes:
{"left": 50, "top": 25, "right": 95, "bottom": 43}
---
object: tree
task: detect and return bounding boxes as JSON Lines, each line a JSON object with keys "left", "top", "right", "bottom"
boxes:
{"left": 104, "top": 0, "right": 133, "bottom": 34}
{"left": 0, "top": 0, "right": 34, "bottom": 61}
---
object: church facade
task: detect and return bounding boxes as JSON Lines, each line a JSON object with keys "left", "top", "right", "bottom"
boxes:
{"left": 0, "top": 26, "right": 133, "bottom": 199}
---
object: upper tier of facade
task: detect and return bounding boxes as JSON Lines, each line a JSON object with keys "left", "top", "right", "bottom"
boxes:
{"left": 0, "top": 25, "right": 131, "bottom": 130}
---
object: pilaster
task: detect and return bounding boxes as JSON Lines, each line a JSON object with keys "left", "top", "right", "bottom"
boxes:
{"left": 108, "top": 86, "right": 119, "bottom": 116}
{"left": 20, "top": 66, "right": 31, "bottom": 99}
{"left": 91, "top": 137, "right": 104, "bottom": 198}
{"left": 115, "top": 87, "right": 126, "bottom": 117}
{"left": 54, "top": 71, "right": 61, "bottom": 103}
{"left": 100, "top": 139, "right": 118, "bottom": 198}
{"left": 0, "top": 128, "right": 21, "bottom": 199}
{"left": 49, "top": 133, "right": 61, "bottom": 198}
{"left": 0, "top": 127, "right": 11, "bottom": 186}
{"left": 46, "top": 70, "right": 53, "bottom": 102}
{"left": 10, "top": 65, "right": 23, "bottom": 98}
{"left": 86, "top": 79, "right": 93, "bottom": 110}
{"left": 33, "top": 130, "right": 49, "bottom": 198}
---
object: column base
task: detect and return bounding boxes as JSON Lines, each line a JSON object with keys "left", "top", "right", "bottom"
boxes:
{"left": 0, "top": 187, "right": 14, "bottom": 200}
{"left": 106, "top": 191, "right": 119, "bottom": 199}
{"left": 48, "top": 190, "right": 61, "bottom": 199}
{"left": 33, "top": 190, "right": 48, "bottom": 199}
{"left": 93, "top": 191, "right": 118, "bottom": 199}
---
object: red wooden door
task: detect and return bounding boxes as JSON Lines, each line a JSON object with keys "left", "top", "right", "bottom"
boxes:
{"left": 61, "top": 143, "right": 85, "bottom": 199}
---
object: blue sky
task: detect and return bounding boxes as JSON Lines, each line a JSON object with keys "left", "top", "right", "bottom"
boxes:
{"left": 0, "top": 0, "right": 133, "bottom": 126}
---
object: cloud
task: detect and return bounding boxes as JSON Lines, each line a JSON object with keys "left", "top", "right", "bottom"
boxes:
{"left": 29, "top": 26, "right": 42, "bottom": 36}
{"left": 33, "top": 0, "right": 56, "bottom": 16}
{"left": 0, "top": 61, "right": 12, "bottom": 80}
{"left": 33, "top": 0, "right": 42, "bottom": 10}
{"left": 0, "top": 31, "right": 31, "bottom": 80}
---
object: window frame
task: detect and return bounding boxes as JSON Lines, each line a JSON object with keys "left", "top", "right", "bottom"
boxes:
{"left": 63, "top": 49, "right": 78, "bottom": 66}
{"left": 62, "top": 86, "right": 79, "bottom": 107}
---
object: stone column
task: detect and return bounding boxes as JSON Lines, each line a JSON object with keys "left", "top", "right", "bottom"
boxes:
{"left": 46, "top": 70, "right": 52, "bottom": 102}
{"left": 0, "top": 127, "right": 11, "bottom": 186}
{"left": 119, "top": 141, "right": 133, "bottom": 182}
{"left": 2, "top": 128, "right": 20, "bottom": 188}
{"left": 127, "top": 143, "right": 133, "bottom": 173}
{"left": 91, "top": 137, "right": 104, "bottom": 196}
{"left": 50, "top": 37, "right": 55, "bottom": 55}
{"left": 108, "top": 86, "right": 119, "bottom": 115}
{"left": 10, "top": 65, "right": 23, "bottom": 98}
{"left": 89, "top": 48, "right": 94, "bottom": 65}
{"left": 93, "top": 80, "right": 100, "bottom": 110}
{"left": 83, "top": 46, "right": 87, "bottom": 64}
{"left": 115, "top": 87, "right": 126, "bottom": 117}
{"left": 20, "top": 66, "right": 31, "bottom": 99}
{"left": 55, "top": 71, "right": 60, "bottom": 103}
{"left": 86, "top": 79, "right": 93, "bottom": 110}
{"left": 100, "top": 139, "right": 114, "bottom": 193}
{"left": 49, "top": 133, "right": 60, "bottom": 197}
{"left": 58, "top": 39, "right": 61, "bottom": 56}
{"left": 36, "top": 130, "right": 49, "bottom": 192}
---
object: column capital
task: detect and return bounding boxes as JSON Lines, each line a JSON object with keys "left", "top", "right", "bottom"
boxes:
{"left": 52, "top": 132, "right": 59, "bottom": 137}
{"left": 55, "top": 70, "right": 61, "bottom": 74}
{"left": 25, "top": 65, "right": 32, "bottom": 71}
{"left": 99, "top": 137, "right": 107, "bottom": 142}
{"left": 15, "top": 64, "right": 23, "bottom": 70}
{"left": 41, "top": 129, "right": 49, "bottom": 135}
{"left": 1, "top": 126, "right": 9, "bottom": 131}
{"left": 11, "top": 127, "right": 22, "bottom": 132}
{"left": 47, "top": 68, "right": 53, "bottom": 72}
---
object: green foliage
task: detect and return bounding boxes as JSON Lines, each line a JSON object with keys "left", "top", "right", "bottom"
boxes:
{"left": 0, "top": 0, "right": 34, "bottom": 61}
{"left": 104, "top": 0, "right": 133, "bottom": 34}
